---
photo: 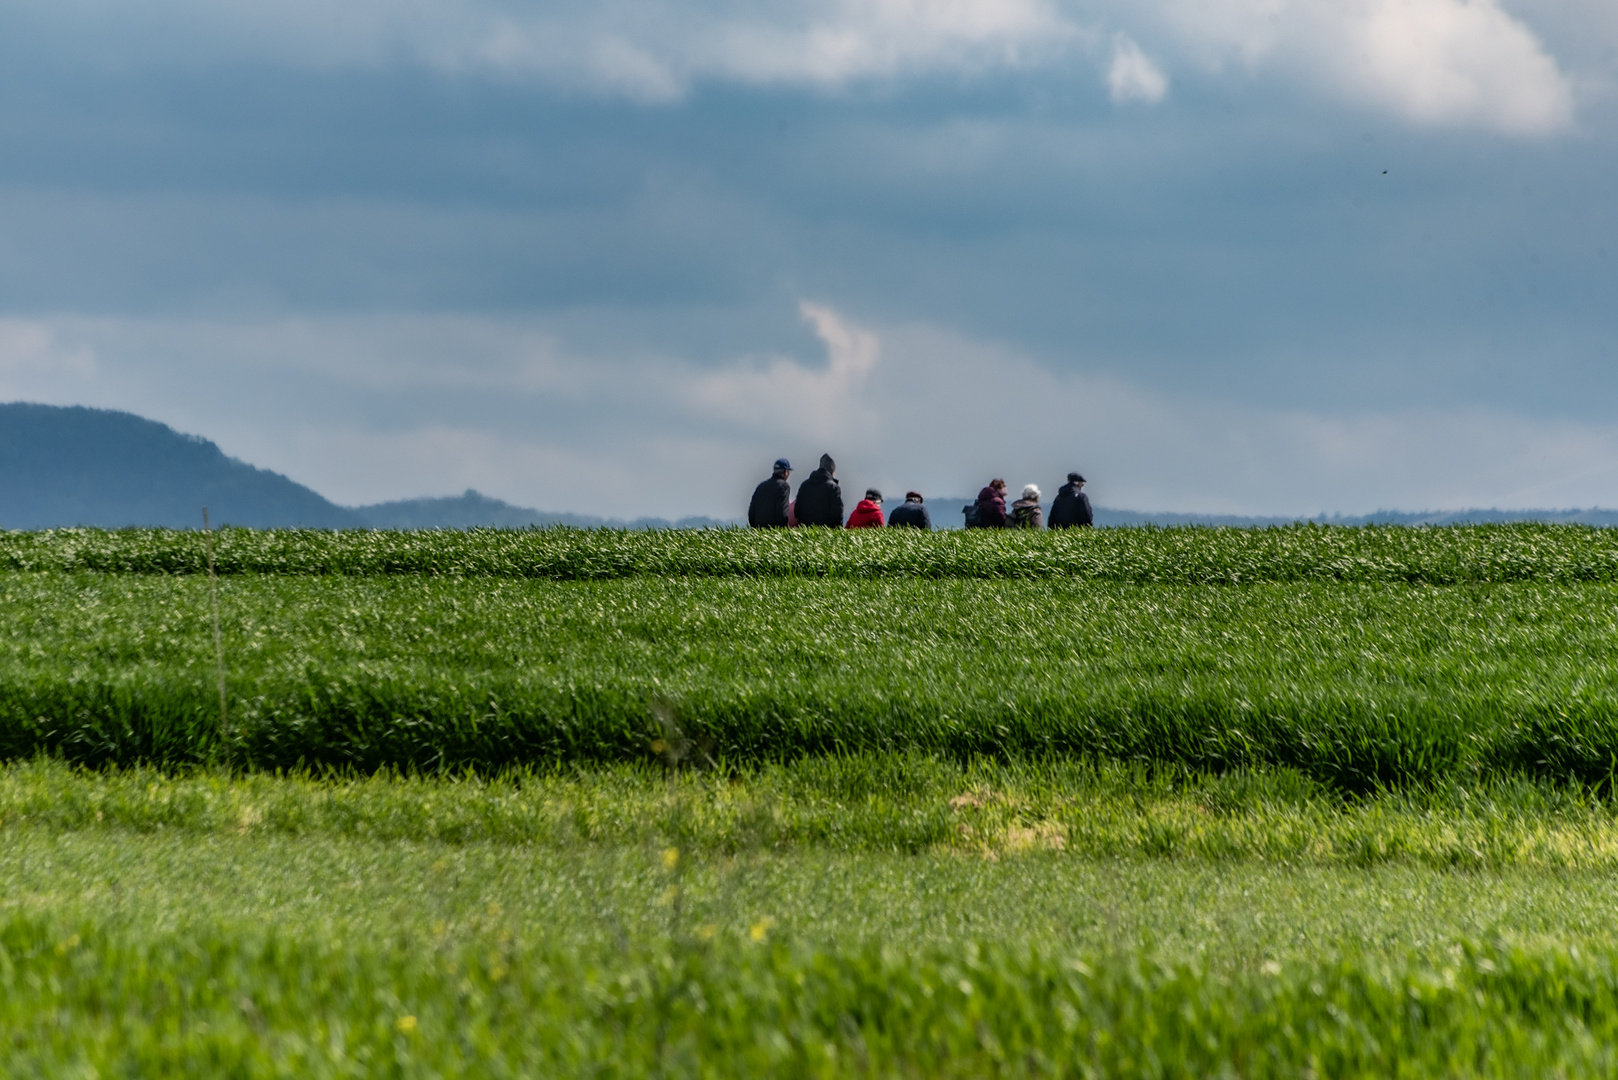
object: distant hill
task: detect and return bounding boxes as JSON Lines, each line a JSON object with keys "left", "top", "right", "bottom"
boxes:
{"left": 354, "top": 489, "right": 731, "bottom": 531}
{"left": 0, "top": 403, "right": 731, "bottom": 530}
{"left": 0, "top": 402, "right": 364, "bottom": 529}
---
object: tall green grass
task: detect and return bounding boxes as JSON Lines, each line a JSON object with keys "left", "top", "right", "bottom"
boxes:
{"left": 10, "top": 757, "right": 1618, "bottom": 1075}
{"left": 8, "top": 813, "right": 1618, "bottom": 1077}
{"left": 10, "top": 757, "right": 1618, "bottom": 869}
{"left": 6, "top": 522, "right": 1618, "bottom": 582}
{"left": 7, "top": 916, "right": 1618, "bottom": 1077}
{"left": 5, "top": 573, "right": 1618, "bottom": 787}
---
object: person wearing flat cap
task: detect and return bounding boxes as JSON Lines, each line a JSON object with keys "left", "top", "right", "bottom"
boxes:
{"left": 748, "top": 458, "right": 793, "bottom": 528}
{"left": 1047, "top": 472, "right": 1093, "bottom": 529}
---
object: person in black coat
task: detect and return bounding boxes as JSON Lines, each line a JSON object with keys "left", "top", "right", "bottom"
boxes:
{"left": 748, "top": 459, "right": 793, "bottom": 528}
{"left": 888, "top": 491, "right": 931, "bottom": 530}
{"left": 1048, "top": 473, "right": 1093, "bottom": 528}
{"left": 794, "top": 453, "right": 844, "bottom": 527}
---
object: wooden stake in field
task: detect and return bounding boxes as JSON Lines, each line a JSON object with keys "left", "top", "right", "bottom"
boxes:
{"left": 203, "top": 508, "right": 228, "bottom": 747}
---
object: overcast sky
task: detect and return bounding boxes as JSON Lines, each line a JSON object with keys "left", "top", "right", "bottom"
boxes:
{"left": 1, "top": 0, "right": 1615, "bottom": 517}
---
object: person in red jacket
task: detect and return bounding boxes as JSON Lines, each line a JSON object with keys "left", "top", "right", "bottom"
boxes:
{"left": 846, "top": 488, "right": 886, "bottom": 528}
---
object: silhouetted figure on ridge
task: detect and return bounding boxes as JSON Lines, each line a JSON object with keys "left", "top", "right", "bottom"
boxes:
{"left": 1048, "top": 473, "right": 1093, "bottom": 529}
{"left": 889, "top": 491, "right": 931, "bottom": 530}
{"left": 748, "top": 458, "right": 792, "bottom": 528}
{"left": 794, "top": 454, "right": 845, "bottom": 527}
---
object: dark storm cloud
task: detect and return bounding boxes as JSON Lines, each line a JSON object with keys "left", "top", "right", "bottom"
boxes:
{"left": 1, "top": 0, "right": 1615, "bottom": 515}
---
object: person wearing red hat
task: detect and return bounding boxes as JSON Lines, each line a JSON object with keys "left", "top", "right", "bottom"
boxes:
{"left": 889, "top": 491, "right": 931, "bottom": 529}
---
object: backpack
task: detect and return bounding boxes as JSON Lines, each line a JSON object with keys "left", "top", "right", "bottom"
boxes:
{"left": 962, "top": 502, "right": 982, "bottom": 528}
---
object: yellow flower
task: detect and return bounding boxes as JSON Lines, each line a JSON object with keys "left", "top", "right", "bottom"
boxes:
{"left": 396, "top": 1015, "right": 418, "bottom": 1034}
{"left": 662, "top": 847, "right": 680, "bottom": 871}
{"left": 749, "top": 917, "right": 774, "bottom": 942}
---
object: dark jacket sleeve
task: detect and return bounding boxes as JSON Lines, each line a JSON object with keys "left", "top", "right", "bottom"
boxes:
{"left": 890, "top": 504, "right": 933, "bottom": 530}
{"left": 1049, "top": 486, "right": 1089, "bottom": 528}
{"left": 793, "top": 477, "right": 819, "bottom": 525}
{"left": 747, "top": 481, "right": 765, "bottom": 527}
{"left": 793, "top": 478, "right": 814, "bottom": 523}
{"left": 748, "top": 477, "right": 790, "bottom": 527}
{"left": 774, "top": 478, "right": 791, "bottom": 524}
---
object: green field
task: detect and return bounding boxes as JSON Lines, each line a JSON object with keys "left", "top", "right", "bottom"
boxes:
{"left": 8, "top": 525, "right": 1618, "bottom": 1074}
{"left": 8, "top": 520, "right": 1618, "bottom": 582}
{"left": 7, "top": 567, "right": 1618, "bottom": 788}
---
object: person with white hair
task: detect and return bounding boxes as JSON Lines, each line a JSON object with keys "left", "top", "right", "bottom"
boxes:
{"left": 1011, "top": 484, "right": 1043, "bottom": 529}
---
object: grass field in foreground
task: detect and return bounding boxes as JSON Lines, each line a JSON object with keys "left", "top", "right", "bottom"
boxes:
{"left": 8, "top": 762, "right": 1618, "bottom": 1075}
{"left": 10, "top": 527, "right": 1618, "bottom": 1072}
{"left": 6, "top": 572, "right": 1618, "bottom": 787}
{"left": 7, "top": 521, "right": 1618, "bottom": 582}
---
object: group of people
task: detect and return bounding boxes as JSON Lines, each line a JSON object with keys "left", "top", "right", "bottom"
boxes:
{"left": 747, "top": 455, "right": 1094, "bottom": 531}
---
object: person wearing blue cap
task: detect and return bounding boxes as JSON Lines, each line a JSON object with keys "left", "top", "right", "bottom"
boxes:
{"left": 748, "top": 458, "right": 793, "bottom": 527}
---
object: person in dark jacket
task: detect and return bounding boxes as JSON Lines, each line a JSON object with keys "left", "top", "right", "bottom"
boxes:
{"left": 1047, "top": 473, "right": 1093, "bottom": 528}
{"left": 747, "top": 458, "right": 792, "bottom": 528}
{"left": 794, "top": 453, "right": 845, "bottom": 527}
{"left": 972, "top": 479, "right": 1008, "bottom": 528}
{"left": 889, "top": 491, "right": 931, "bottom": 530}
{"left": 846, "top": 488, "right": 885, "bottom": 529}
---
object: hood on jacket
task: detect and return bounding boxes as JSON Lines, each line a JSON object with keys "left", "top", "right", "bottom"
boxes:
{"left": 978, "top": 486, "right": 1005, "bottom": 503}
{"left": 846, "top": 499, "right": 885, "bottom": 528}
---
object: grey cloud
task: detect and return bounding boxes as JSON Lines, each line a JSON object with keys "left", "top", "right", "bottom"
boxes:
{"left": 14, "top": 308, "right": 1618, "bottom": 518}
{"left": 3, "top": 0, "right": 1600, "bottom": 132}
{"left": 1, "top": 83, "right": 1614, "bottom": 422}
{"left": 0, "top": 0, "right": 1614, "bottom": 516}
